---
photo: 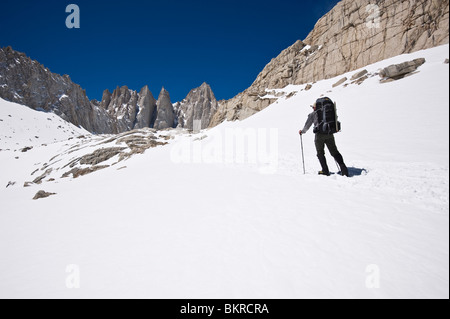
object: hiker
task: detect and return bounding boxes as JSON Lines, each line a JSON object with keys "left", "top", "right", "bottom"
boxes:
{"left": 299, "top": 97, "right": 349, "bottom": 177}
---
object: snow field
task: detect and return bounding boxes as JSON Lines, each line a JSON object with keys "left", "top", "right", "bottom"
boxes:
{"left": 0, "top": 44, "right": 448, "bottom": 299}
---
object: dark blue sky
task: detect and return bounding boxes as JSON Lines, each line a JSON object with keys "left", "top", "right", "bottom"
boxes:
{"left": 0, "top": 0, "right": 340, "bottom": 102}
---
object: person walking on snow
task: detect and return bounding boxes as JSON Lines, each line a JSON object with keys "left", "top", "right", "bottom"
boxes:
{"left": 299, "top": 99, "right": 349, "bottom": 177}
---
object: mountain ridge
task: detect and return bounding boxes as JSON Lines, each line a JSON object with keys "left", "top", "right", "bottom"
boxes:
{"left": 0, "top": 46, "right": 218, "bottom": 134}
{"left": 1, "top": 0, "right": 448, "bottom": 133}
{"left": 209, "top": 0, "right": 449, "bottom": 126}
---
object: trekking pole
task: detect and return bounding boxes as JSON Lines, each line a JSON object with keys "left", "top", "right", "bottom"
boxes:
{"left": 300, "top": 134, "right": 306, "bottom": 175}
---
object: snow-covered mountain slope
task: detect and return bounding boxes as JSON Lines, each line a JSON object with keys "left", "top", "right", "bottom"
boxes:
{"left": 0, "top": 98, "right": 89, "bottom": 150}
{"left": 0, "top": 45, "right": 448, "bottom": 299}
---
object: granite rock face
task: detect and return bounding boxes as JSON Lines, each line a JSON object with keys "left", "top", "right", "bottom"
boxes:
{"left": 101, "top": 86, "right": 136, "bottom": 132}
{"left": 0, "top": 44, "right": 224, "bottom": 135}
{"left": 175, "top": 82, "right": 218, "bottom": 131}
{"left": 0, "top": 46, "right": 116, "bottom": 134}
{"left": 99, "top": 85, "right": 157, "bottom": 133}
{"left": 0, "top": 46, "right": 188, "bottom": 134}
{"left": 136, "top": 85, "right": 158, "bottom": 129}
{"left": 154, "top": 88, "right": 175, "bottom": 130}
{"left": 210, "top": 0, "right": 449, "bottom": 127}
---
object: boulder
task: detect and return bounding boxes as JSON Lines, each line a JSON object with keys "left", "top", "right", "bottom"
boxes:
{"left": 33, "top": 190, "right": 56, "bottom": 200}
{"left": 352, "top": 75, "right": 369, "bottom": 85}
{"left": 351, "top": 70, "right": 368, "bottom": 81}
{"left": 20, "top": 146, "right": 33, "bottom": 153}
{"left": 379, "top": 58, "right": 426, "bottom": 80}
{"left": 332, "top": 77, "right": 348, "bottom": 88}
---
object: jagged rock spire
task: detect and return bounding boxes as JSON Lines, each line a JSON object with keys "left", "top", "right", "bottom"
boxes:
{"left": 154, "top": 87, "right": 175, "bottom": 130}
{"left": 0, "top": 46, "right": 219, "bottom": 134}
{"left": 176, "top": 82, "right": 218, "bottom": 131}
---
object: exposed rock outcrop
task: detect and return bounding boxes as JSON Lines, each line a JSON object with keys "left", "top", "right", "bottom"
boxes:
{"left": 33, "top": 190, "right": 56, "bottom": 200}
{"left": 33, "top": 168, "right": 53, "bottom": 185}
{"left": 175, "top": 82, "right": 218, "bottom": 131}
{"left": 351, "top": 70, "right": 368, "bottom": 81}
{"left": 39, "top": 129, "right": 170, "bottom": 181}
{"left": 79, "top": 147, "right": 126, "bottom": 166}
{"left": 6, "top": 181, "right": 16, "bottom": 188}
{"left": 62, "top": 165, "right": 110, "bottom": 179}
{"left": 0, "top": 46, "right": 117, "bottom": 133}
{"left": 210, "top": 0, "right": 449, "bottom": 126}
{"left": 333, "top": 77, "right": 348, "bottom": 88}
{"left": 379, "top": 58, "right": 426, "bottom": 80}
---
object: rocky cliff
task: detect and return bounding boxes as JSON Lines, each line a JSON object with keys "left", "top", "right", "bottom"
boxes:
{"left": 99, "top": 85, "right": 157, "bottom": 133}
{"left": 175, "top": 82, "right": 218, "bottom": 131}
{"left": 210, "top": 0, "right": 449, "bottom": 126}
{"left": 0, "top": 46, "right": 117, "bottom": 134}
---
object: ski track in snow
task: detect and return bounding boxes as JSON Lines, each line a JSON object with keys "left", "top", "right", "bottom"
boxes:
{"left": 0, "top": 45, "right": 448, "bottom": 299}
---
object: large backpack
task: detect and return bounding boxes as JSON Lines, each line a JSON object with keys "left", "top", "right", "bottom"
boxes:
{"left": 315, "top": 97, "right": 341, "bottom": 134}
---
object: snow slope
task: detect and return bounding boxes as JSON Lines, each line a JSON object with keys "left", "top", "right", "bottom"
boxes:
{"left": 0, "top": 98, "right": 89, "bottom": 150}
{"left": 0, "top": 45, "right": 448, "bottom": 299}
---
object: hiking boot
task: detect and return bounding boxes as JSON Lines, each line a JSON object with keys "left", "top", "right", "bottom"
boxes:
{"left": 340, "top": 166, "right": 349, "bottom": 177}
{"left": 333, "top": 153, "right": 349, "bottom": 177}
{"left": 317, "top": 154, "right": 330, "bottom": 176}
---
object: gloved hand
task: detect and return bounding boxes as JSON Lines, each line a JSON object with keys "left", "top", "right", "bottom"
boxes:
{"left": 299, "top": 130, "right": 303, "bottom": 135}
